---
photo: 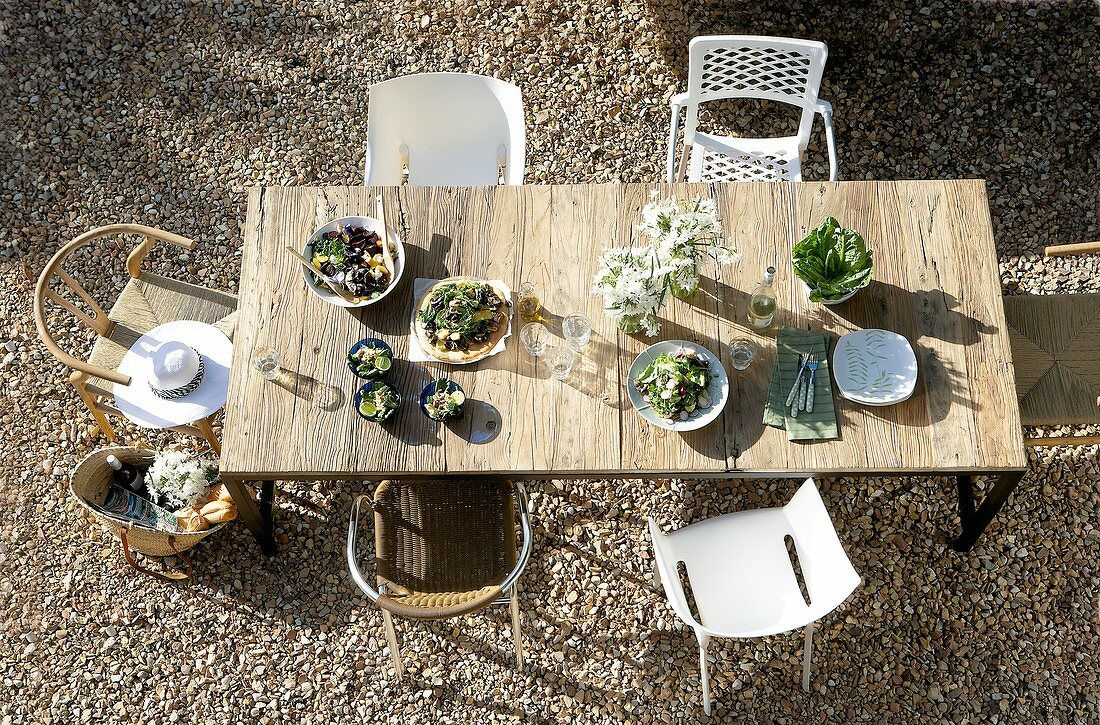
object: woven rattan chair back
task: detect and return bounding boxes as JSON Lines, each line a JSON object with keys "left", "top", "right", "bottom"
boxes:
{"left": 373, "top": 478, "right": 517, "bottom": 619}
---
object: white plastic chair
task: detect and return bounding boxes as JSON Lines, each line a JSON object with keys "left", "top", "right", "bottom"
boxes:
{"left": 648, "top": 478, "right": 860, "bottom": 715}
{"left": 666, "top": 36, "right": 838, "bottom": 183}
{"left": 364, "top": 72, "right": 525, "bottom": 185}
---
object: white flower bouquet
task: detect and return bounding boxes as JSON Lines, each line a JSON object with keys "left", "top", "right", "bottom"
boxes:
{"left": 145, "top": 450, "right": 219, "bottom": 511}
{"left": 590, "top": 246, "right": 670, "bottom": 336}
{"left": 639, "top": 196, "right": 740, "bottom": 299}
{"left": 592, "top": 196, "right": 740, "bottom": 335}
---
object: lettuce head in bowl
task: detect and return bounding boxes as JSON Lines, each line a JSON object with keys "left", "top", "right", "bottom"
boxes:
{"left": 792, "top": 217, "right": 874, "bottom": 304}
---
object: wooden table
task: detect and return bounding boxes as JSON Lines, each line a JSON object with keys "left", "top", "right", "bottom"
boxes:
{"left": 220, "top": 181, "right": 1026, "bottom": 555}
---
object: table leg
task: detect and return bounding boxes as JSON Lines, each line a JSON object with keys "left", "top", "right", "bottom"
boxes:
{"left": 223, "top": 478, "right": 277, "bottom": 556}
{"left": 953, "top": 470, "right": 1026, "bottom": 552}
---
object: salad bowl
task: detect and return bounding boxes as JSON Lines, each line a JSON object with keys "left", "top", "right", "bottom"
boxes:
{"left": 627, "top": 341, "right": 729, "bottom": 431}
{"left": 301, "top": 216, "right": 405, "bottom": 308}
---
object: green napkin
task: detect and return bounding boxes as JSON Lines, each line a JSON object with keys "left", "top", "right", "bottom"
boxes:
{"left": 763, "top": 327, "right": 838, "bottom": 441}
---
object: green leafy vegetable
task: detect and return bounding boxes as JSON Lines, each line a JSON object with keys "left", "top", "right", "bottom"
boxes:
{"left": 792, "top": 217, "right": 874, "bottom": 302}
{"left": 633, "top": 349, "right": 712, "bottom": 420}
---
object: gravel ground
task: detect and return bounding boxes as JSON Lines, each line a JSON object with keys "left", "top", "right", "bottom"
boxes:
{"left": 1, "top": 1, "right": 1098, "bottom": 722}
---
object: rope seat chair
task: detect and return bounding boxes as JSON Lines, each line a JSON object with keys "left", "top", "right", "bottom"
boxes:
{"left": 347, "top": 478, "right": 532, "bottom": 678}
{"left": 1006, "top": 239, "right": 1100, "bottom": 446}
{"left": 33, "top": 225, "right": 238, "bottom": 452}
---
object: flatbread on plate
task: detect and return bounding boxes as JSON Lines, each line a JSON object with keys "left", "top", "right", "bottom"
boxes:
{"left": 412, "top": 277, "right": 512, "bottom": 363}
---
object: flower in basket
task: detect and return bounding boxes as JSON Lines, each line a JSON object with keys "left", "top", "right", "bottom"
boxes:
{"left": 638, "top": 196, "right": 740, "bottom": 298}
{"left": 145, "top": 450, "right": 219, "bottom": 511}
{"left": 591, "top": 246, "right": 671, "bottom": 336}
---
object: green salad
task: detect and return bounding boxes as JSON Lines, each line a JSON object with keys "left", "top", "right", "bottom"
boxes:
{"left": 347, "top": 340, "right": 392, "bottom": 379}
{"left": 417, "top": 281, "right": 508, "bottom": 354}
{"left": 792, "top": 217, "right": 873, "bottom": 302}
{"left": 633, "top": 348, "right": 712, "bottom": 420}
{"left": 357, "top": 381, "right": 401, "bottom": 422}
{"left": 422, "top": 380, "right": 466, "bottom": 422}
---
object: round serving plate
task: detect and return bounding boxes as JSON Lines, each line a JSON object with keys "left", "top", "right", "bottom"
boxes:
{"left": 626, "top": 340, "right": 729, "bottom": 432}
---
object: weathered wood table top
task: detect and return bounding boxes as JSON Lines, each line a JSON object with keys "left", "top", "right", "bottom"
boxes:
{"left": 220, "top": 181, "right": 1026, "bottom": 481}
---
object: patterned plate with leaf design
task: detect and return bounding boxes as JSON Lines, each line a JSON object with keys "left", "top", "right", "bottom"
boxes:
{"left": 832, "top": 329, "right": 918, "bottom": 406}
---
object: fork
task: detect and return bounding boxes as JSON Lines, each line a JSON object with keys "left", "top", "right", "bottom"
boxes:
{"left": 804, "top": 354, "right": 820, "bottom": 413}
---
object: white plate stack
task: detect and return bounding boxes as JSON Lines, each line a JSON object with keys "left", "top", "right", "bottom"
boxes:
{"left": 831, "top": 329, "right": 918, "bottom": 406}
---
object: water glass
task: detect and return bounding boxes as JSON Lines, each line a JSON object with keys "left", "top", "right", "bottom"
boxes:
{"left": 562, "top": 313, "right": 593, "bottom": 352}
{"left": 519, "top": 322, "right": 548, "bottom": 357}
{"left": 543, "top": 345, "right": 577, "bottom": 381}
{"left": 729, "top": 338, "right": 757, "bottom": 371}
{"left": 252, "top": 347, "right": 281, "bottom": 380}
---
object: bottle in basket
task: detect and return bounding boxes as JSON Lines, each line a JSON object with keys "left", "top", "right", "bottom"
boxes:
{"left": 106, "top": 454, "right": 146, "bottom": 495}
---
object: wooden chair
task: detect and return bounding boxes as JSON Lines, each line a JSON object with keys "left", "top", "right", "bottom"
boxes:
{"left": 346, "top": 479, "right": 532, "bottom": 678}
{"left": 1005, "top": 240, "right": 1100, "bottom": 446}
{"left": 33, "top": 224, "right": 238, "bottom": 452}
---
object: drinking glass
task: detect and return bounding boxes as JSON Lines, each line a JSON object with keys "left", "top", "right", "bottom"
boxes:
{"left": 252, "top": 347, "right": 281, "bottom": 380}
{"left": 543, "top": 346, "right": 577, "bottom": 381}
{"left": 519, "top": 322, "right": 548, "bottom": 357}
{"left": 562, "top": 314, "right": 593, "bottom": 352}
{"left": 729, "top": 338, "right": 757, "bottom": 371}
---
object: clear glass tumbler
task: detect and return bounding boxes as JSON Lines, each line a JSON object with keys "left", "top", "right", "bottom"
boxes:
{"left": 562, "top": 313, "right": 593, "bottom": 352}
{"left": 729, "top": 338, "right": 757, "bottom": 371}
{"left": 252, "top": 347, "right": 281, "bottom": 380}
{"left": 519, "top": 322, "right": 548, "bottom": 357}
{"left": 543, "top": 346, "right": 577, "bottom": 381}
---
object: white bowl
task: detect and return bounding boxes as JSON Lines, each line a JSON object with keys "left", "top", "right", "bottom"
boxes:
{"left": 301, "top": 216, "right": 405, "bottom": 308}
{"left": 626, "top": 340, "right": 729, "bottom": 432}
{"left": 801, "top": 280, "right": 859, "bottom": 306}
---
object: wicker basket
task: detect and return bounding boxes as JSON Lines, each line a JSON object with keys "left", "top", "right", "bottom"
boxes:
{"left": 70, "top": 446, "right": 227, "bottom": 581}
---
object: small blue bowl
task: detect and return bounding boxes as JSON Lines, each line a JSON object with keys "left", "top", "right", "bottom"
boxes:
{"left": 354, "top": 380, "right": 401, "bottom": 422}
{"left": 347, "top": 338, "right": 393, "bottom": 379}
{"left": 419, "top": 379, "right": 466, "bottom": 422}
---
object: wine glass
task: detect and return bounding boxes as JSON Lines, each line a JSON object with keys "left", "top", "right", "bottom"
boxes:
{"left": 519, "top": 322, "right": 548, "bottom": 357}
{"left": 562, "top": 314, "right": 592, "bottom": 352}
{"left": 252, "top": 347, "right": 281, "bottom": 381}
{"left": 543, "top": 346, "right": 577, "bottom": 381}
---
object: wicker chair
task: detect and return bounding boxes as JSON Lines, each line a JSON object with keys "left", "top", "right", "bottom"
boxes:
{"left": 1006, "top": 240, "right": 1100, "bottom": 447}
{"left": 33, "top": 225, "right": 238, "bottom": 452}
{"left": 347, "top": 479, "right": 532, "bottom": 678}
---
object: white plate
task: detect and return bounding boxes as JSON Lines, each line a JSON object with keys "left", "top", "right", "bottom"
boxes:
{"left": 301, "top": 215, "right": 405, "bottom": 308}
{"left": 627, "top": 341, "right": 729, "bottom": 431}
{"left": 831, "top": 329, "right": 918, "bottom": 405}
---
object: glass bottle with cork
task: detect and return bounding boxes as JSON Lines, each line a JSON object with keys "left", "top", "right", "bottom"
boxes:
{"left": 747, "top": 265, "right": 777, "bottom": 331}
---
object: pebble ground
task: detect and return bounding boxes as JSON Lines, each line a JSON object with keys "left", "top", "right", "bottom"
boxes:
{"left": 0, "top": 1, "right": 1097, "bottom": 722}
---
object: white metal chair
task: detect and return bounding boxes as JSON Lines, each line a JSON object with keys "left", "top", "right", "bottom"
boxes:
{"left": 364, "top": 72, "right": 525, "bottom": 186}
{"left": 648, "top": 478, "right": 860, "bottom": 715}
{"left": 666, "top": 36, "right": 838, "bottom": 183}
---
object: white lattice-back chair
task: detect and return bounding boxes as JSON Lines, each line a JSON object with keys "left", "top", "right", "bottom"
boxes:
{"left": 364, "top": 72, "right": 525, "bottom": 186}
{"left": 666, "top": 36, "right": 838, "bottom": 183}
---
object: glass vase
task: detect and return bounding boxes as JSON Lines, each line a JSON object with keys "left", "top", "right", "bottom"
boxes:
{"left": 616, "top": 312, "right": 656, "bottom": 335}
{"left": 669, "top": 259, "right": 699, "bottom": 299}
